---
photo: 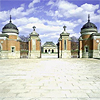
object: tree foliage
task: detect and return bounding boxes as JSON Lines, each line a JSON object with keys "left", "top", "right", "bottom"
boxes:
{"left": 19, "top": 35, "right": 29, "bottom": 42}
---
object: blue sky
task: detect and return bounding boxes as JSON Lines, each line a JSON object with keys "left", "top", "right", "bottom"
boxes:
{"left": 0, "top": 0, "right": 100, "bottom": 45}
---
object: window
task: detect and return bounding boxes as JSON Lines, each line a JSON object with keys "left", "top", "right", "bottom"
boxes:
{"left": 64, "top": 40, "right": 66, "bottom": 50}
{"left": 45, "top": 49, "right": 47, "bottom": 53}
{"left": 52, "top": 49, "right": 54, "bottom": 53}
{"left": 48, "top": 49, "right": 50, "bottom": 52}
{"left": 86, "top": 47, "right": 88, "bottom": 52}
{"left": 12, "top": 47, "right": 15, "bottom": 52}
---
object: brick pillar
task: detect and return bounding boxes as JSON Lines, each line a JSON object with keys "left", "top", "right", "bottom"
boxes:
{"left": 28, "top": 26, "right": 41, "bottom": 58}
{"left": 58, "top": 26, "right": 71, "bottom": 58}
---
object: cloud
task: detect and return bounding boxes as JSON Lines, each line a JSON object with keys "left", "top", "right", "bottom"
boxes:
{"left": 57, "top": 0, "right": 77, "bottom": 10}
{"left": 28, "top": 0, "right": 40, "bottom": 8}
{"left": 46, "top": 0, "right": 100, "bottom": 23}
{"left": 70, "top": 33, "right": 81, "bottom": 38}
{"left": 0, "top": 0, "right": 41, "bottom": 21}
{"left": 97, "top": 10, "right": 100, "bottom": 14}
{"left": 0, "top": 11, "right": 9, "bottom": 21}
{"left": 81, "top": 3, "right": 99, "bottom": 12}
{"left": 10, "top": 7, "right": 24, "bottom": 17}
{"left": 47, "top": 0, "right": 54, "bottom": 6}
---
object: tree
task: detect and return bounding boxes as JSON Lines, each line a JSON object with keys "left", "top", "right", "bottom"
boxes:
{"left": 19, "top": 35, "right": 29, "bottom": 42}
{"left": 71, "top": 36, "right": 78, "bottom": 42}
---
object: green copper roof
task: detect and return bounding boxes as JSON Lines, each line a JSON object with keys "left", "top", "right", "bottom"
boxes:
{"left": 3, "top": 22, "right": 18, "bottom": 30}
{"left": 2, "top": 15, "right": 19, "bottom": 34}
{"left": 81, "top": 14, "right": 97, "bottom": 30}
{"left": 43, "top": 41, "right": 56, "bottom": 47}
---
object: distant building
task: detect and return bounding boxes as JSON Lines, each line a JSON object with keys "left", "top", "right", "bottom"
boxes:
{"left": 42, "top": 41, "right": 57, "bottom": 53}
{"left": 79, "top": 14, "right": 100, "bottom": 58}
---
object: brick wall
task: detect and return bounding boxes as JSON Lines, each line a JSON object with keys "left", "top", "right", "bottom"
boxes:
{"left": 36, "top": 40, "right": 40, "bottom": 50}
{"left": 8, "top": 35, "right": 17, "bottom": 39}
{"left": 67, "top": 40, "right": 71, "bottom": 50}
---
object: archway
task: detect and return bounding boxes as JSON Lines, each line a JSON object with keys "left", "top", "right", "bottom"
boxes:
{"left": 52, "top": 49, "right": 54, "bottom": 53}
{"left": 45, "top": 49, "right": 47, "bottom": 53}
{"left": 48, "top": 49, "right": 50, "bottom": 52}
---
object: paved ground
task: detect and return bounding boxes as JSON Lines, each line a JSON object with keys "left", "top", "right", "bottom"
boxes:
{"left": 41, "top": 54, "right": 58, "bottom": 58}
{"left": 0, "top": 58, "right": 100, "bottom": 100}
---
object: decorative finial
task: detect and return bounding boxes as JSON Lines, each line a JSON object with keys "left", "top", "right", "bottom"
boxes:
{"left": 88, "top": 14, "right": 90, "bottom": 22}
{"left": 33, "top": 26, "right": 36, "bottom": 31}
{"left": 10, "top": 15, "right": 12, "bottom": 23}
{"left": 63, "top": 26, "right": 66, "bottom": 31}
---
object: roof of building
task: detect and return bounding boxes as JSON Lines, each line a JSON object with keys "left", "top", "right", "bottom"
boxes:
{"left": 43, "top": 41, "right": 56, "bottom": 47}
{"left": 3, "top": 22, "right": 18, "bottom": 30}
{"left": 81, "top": 14, "right": 97, "bottom": 30}
{"left": 2, "top": 15, "right": 19, "bottom": 34}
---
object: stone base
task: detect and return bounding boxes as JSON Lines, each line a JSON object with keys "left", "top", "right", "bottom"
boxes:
{"left": 28, "top": 51, "right": 41, "bottom": 58}
{"left": 62, "top": 50, "right": 71, "bottom": 58}
{"left": 82, "top": 52, "right": 88, "bottom": 58}
{"left": 81, "top": 50, "right": 100, "bottom": 58}
{"left": 0, "top": 51, "right": 20, "bottom": 59}
{"left": 59, "top": 50, "right": 62, "bottom": 58}
{"left": 93, "top": 50, "right": 100, "bottom": 58}
{"left": 79, "top": 50, "right": 82, "bottom": 58}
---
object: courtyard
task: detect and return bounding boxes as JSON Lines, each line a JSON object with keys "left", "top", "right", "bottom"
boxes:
{"left": 0, "top": 58, "right": 100, "bottom": 100}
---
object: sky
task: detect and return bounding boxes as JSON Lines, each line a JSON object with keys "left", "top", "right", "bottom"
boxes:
{"left": 0, "top": 0, "right": 100, "bottom": 45}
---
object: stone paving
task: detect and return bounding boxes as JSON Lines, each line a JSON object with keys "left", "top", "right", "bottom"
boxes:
{"left": 0, "top": 58, "right": 100, "bottom": 100}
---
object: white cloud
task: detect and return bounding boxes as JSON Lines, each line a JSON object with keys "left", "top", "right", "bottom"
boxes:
{"left": 28, "top": 0, "right": 40, "bottom": 8}
{"left": 81, "top": 3, "right": 99, "bottom": 12}
{"left": 57, "top": 0, "right": 77, "bottom": 10}
{"left": 0, "top": 11, "right": 9, "bottom": 21}
{"left": 0, "top": 0, "right": 41, "bottom": 21}
{"left": 40, "top": 34, "right": 50, "bottom": 38}
{"left": 10, "top": 7, "right": 24, "bottom": 18}
{"left": 70, "top": 33, "right": 81, "bottom": 38}
{"left": 46, "top": 0, "right": 100, "bottom": 23}
{"left": 47, "top": 0, "right": 54, "bottom": 6}
{"left": 97, "top": 10, "right": 100, "bottom": 14}
{"left": 21, "top": 4, "right": 25, "bottom": 7}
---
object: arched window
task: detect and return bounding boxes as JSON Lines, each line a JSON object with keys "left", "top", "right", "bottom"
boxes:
{"left": 48, "top": 49, "right": 50, "bottom": 52}
{"left": 45, "top": 49, "right": 47, "bottom": 53}
{"left": 11, "top": 47, "right": 15, "bottom": 52}
{"left": 86, "top": 47, "right": 88, "bottom": 52}
{"left": 52, "top": 49, "right": 54, "bottom": 53}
